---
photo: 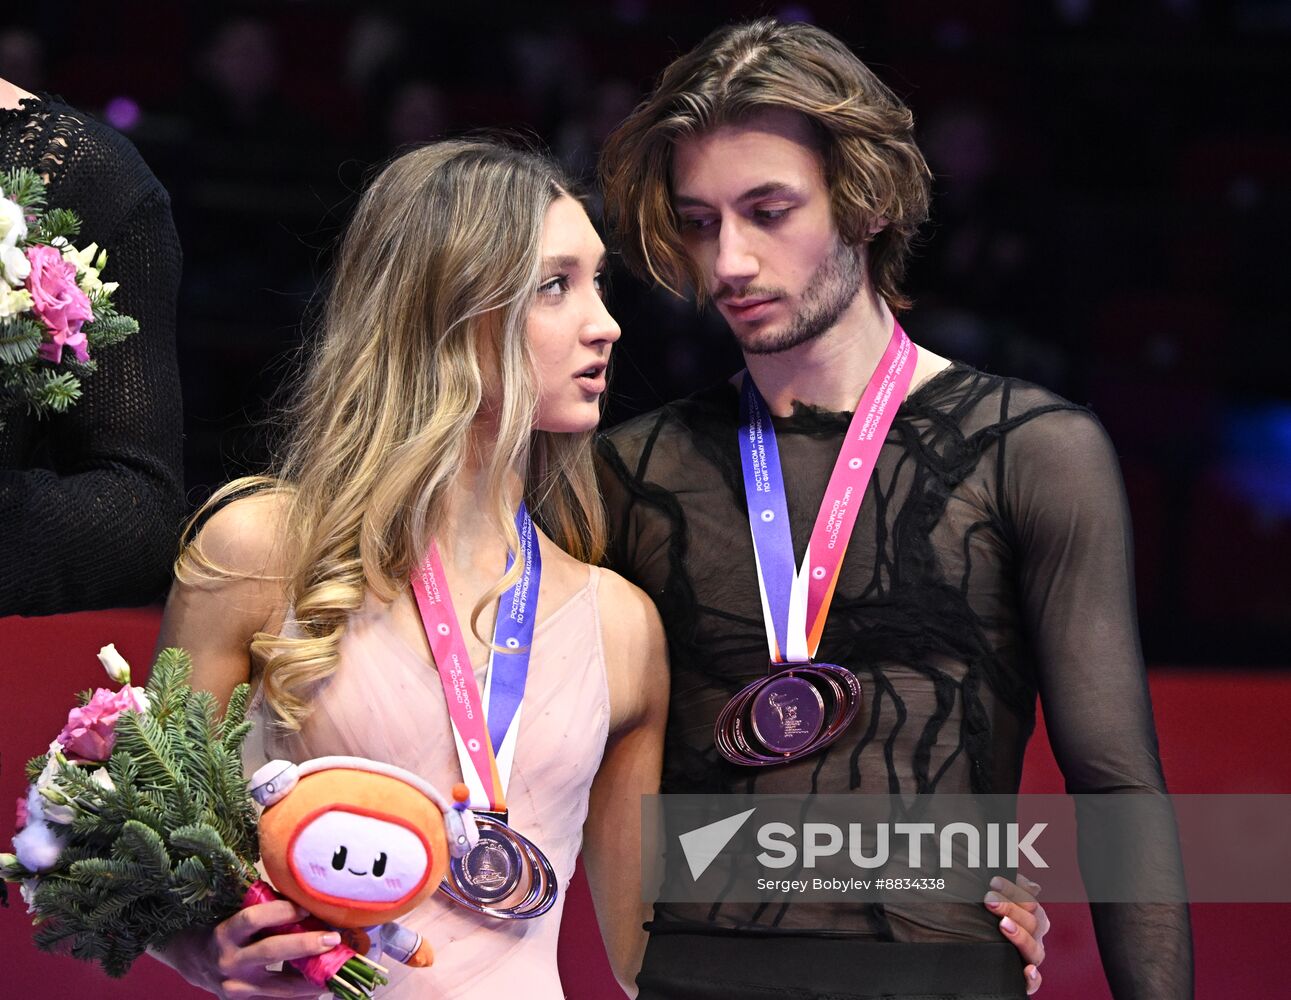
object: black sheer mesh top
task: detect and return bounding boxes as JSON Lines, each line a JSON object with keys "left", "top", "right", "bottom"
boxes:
{"left": 596, "top": 362, "right": 1192, "bottom": 997}
{"left": 0, "top": 94, "right": 184, "bottom": 615}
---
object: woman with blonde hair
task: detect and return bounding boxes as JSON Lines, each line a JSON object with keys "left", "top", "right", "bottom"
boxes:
{"left": 150, "top": 138, "right": 666, "bottom": 999}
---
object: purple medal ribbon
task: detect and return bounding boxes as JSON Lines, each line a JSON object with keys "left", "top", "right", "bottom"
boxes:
{"left": 721, "top": 322, "right": 916, "bottom": 766}
{"left": 737, "top": 322, "right": 916, "bottom": 664}
{"left": 738, "top": 377, "right": 799, "bottom": 662}
{"left": 413, "top": 502, "right": 558, "bottom": 919}
{"left": 411, "top": 503, "right": 541, "bottom": 811}
{"left": 484, "top": 506, "right": 540, "bottom": 768}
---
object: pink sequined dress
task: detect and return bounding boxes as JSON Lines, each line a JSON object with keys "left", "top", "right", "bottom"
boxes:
{"left": 245, "top": 567, "right": 611, "bottom": 998}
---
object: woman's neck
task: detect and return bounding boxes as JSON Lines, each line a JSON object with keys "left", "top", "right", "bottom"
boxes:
{"left": 436, "top": 439, "right": 525, "bottom": 572}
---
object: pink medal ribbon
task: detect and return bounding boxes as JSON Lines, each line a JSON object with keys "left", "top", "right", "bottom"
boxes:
{"left": 717, "top": 321, "right": 917, "bottom": 766}
{"left": 800, "top": 323, "right": 916, "bottom": 655}
{"left": 411, "top": 543, "right": 507, "bottom": 812}
{"left": 410, "top": 507, "right": 558, "bottom": 919}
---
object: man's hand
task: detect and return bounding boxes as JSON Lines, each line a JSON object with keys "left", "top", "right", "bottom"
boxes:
{"left": 984, "top": 873, "right": 1049, "bottom": 995}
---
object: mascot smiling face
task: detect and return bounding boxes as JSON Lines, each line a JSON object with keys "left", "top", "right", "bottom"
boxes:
{"left": 257, "top": 766, "right": 450, "bottom": 928}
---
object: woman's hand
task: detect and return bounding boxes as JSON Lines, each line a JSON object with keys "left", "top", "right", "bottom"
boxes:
{"left": 154, "top": 899, "right": 339, "bottom": 998}
{"left": 983, "top": 873, "right": 1050, "bottom": 995}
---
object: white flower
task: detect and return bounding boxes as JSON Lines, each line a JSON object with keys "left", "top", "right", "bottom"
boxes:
{"left": 62, "top": 241, "right": 99, "bottom": 270}
{"left": 0, "top": 196, "right": 26, "bottom": 250}
{"left": 13, "top": 819, "right": 65, "bottom": 872}
{"left": 38, "top": 786, "right": 77, "bottom": 825}
{"left": 98, "top": 643, "right": 132, "bottom": 685}
{"left": 88, "top": 767, "right": 116, "bottom": 793}
{"left": 24, "top": 785, "right": 46, "bottom": 826}
{"left": 79, "top": 269, "right": 102, "bottom": 295}
{"left": 34, "top": 751, "right": 62, "bottom": 794}
{"left": 124, "top": 685, "right": 150, "bottom": 715}
{"left": 1, "top": 244, "right": 29, "bottom": 286}
{"left": 61, "top": 242, "right": 104, "bottom": 295}
{"left": 20, "top": 878, "right": 40, "bottom": 913}
{"left": 0, "top": 286, "right": 32, "bottom": 318}
{"left": 0, "top": 852, "right": 24, "bottom": 881}
{"left": 32, "top": 748, "right": 77, "bottom": 824}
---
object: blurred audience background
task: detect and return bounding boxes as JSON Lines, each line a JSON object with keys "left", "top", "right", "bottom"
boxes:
{"left": 2, "top": 0, "right": 1287, "bottom": 664}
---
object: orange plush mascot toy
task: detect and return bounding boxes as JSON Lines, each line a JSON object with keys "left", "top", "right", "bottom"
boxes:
{"left": 245, "top": 756, "right": 479, "bottom": 998}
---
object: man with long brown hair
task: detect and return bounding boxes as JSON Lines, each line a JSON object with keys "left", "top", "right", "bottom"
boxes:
{"left": 597, "top": 18, "right": 1191, "bottom": 999}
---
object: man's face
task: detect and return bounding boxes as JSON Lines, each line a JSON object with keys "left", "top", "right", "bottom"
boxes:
{"left": 671, "top": 108, "right": 865, "bottom": 355}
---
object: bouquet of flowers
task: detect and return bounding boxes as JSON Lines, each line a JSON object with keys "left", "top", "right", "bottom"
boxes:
{"left": 1, "top": 646, "right": 388, "bottom": 999}
{"left": 0, "top": 167, "right": 139, "bottom": 426}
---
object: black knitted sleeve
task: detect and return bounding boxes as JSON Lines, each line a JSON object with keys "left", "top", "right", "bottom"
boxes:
{"left": 0, "top": 96, "right": 185, "bottom": 615}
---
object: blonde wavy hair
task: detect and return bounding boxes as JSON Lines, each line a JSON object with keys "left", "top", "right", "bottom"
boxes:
{"left": 178, "top": 139, "right": 606, "bottom": 730}
{"left": 600, "top": 18, "right": 932, "bottom": 311}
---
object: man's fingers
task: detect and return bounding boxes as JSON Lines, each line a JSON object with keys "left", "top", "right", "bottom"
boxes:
{"left": 1033, "top": 901, "right": 1051, "bottom": 940}
{"left": 221, "top": 900, "right": 309, "bottom": 947}
{"left": 988, "top": 875, "right": 1040, "bottom": 911}
{"left": 985, "top": 893, "right": 1038, "bottom": 937}
{"left": 1024, "top": 964, "right": 1043, "bottom": 995}
{"left": 998, "top": 915, "right": 1045, "bottom": 968}
{"left": 236, "top": 929, "right": 341, "bottom": 970}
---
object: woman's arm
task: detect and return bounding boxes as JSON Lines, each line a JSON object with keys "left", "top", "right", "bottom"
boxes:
{"left": 155, "top": 492, "right": 287, "bottom": 711}
{"left": 150, "top": 492, "right": 342, "bottom": 996}
{"left": 581, "top": 570, "right": 670, "bottom": 998}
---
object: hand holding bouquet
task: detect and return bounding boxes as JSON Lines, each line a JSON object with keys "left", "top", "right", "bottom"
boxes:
{"left": 1, "top": 646, "right": 390, "bottom": 999}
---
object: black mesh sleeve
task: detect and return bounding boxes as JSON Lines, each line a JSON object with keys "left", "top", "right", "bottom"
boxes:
{"left": 1008, "top": 407, "right": 1194, "bottom": 999}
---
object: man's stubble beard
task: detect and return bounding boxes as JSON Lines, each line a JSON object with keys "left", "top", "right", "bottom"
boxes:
{"left": 730, "top": 236, "right": 865, "bottom": 356}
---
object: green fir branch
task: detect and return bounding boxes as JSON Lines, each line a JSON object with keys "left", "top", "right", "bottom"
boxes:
{"left": 85, "top": 288, "right": 120, "bottom": 318}
{"left": 32, "top": 208, "right": 80, "bottom": 243}
{"left": 112, "top": 708, "right": 182, "bottom": 796}
{"left": 116, "top": 821, "right": 172, "bottom": 884}
{"left": 84, "top": 314, "right": 137, "bottom": 352}
{"left": 36, "top": 370, "right": 82, "bottom": 414}
{"left": 1, "top": 167, "right": 47, "bottom": 211}
{"left": 13, "top": 647, "right": 263, "bottom": 979}
{"left": 222, "top": 683, "right": 252, "bottom": 735}
{"left": 0, "top": 318, "right": 42, "bottom": 365}
{"left": 173, "top": 855, "right": 217, "bottom": 905}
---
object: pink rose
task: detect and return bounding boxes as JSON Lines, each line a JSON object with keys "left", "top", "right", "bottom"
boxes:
{"left": 15, "top": 795, "right": 27, "bottom": 831}
{"left": 55, "top": 686, "right": 149, "bottom": 762}
{"left": 25, "top": 244, "right": 93, "bottom": 364}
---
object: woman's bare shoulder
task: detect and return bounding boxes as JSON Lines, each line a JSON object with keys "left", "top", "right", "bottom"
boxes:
{"left": 595, "top": 566, "right": 661, "bottom": 634}
{"left": 535, "top": 535, "right": 660, "bottom": 639}
{"left": 183, "top": 488, "right": 293, "bottom": 584}
{"left": 160, "top": 489, "right": 296, "bottom": 707}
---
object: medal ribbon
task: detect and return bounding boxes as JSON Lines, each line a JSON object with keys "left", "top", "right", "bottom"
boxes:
{"left": 738, "top": 321, "right": 916, "bottom": 663}
{"left": 412, "top": 504, "right": 541, "bottom": 812}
